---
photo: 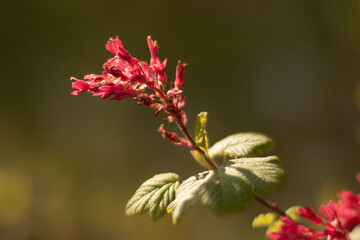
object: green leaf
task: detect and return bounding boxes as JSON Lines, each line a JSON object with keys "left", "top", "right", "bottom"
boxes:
{"left": 126, "top": 173, "right": 180, "bottom": 221}
{"left": 190, "top": 150, "right": 214, "bottom": 170}
{"left": 209, "top": 133, "right": 274, "bottom": 161}
{"left": 168, "top": 156, "right": 284, "bottom": 224}
{"left": 252, "top": 213, "right": 277, "bottom": 228}
{"left": 285, "top": 205, "right": 301, "bottom": 222}
{"left": 167, "top": 171, "right": 210, "bottom": 223}
{"left": 194, "top": 112, "right": 209, "bottom": 151}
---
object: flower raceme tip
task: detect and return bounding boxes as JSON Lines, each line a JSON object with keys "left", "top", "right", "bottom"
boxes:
{"left": 71, "top": 36, "right": 189, "bottom": 146}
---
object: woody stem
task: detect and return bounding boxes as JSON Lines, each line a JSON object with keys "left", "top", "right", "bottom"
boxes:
{"left": 253, "top": 195, "right": 287, "bottom": 216}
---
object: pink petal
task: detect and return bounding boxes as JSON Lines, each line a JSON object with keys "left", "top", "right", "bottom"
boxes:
{"left": 106, "top": 36, "right": 124, "bottom": 55}
{"left": 71, "top": 80, "right": 89, "bottom": 95}
{"left": 175, "top": 61, "right": 187, "bottom": 90}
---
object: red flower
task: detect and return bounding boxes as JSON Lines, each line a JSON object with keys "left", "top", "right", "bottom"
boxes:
{"left": 147, "top": 36, "right": 160, "bottom": 66}
{"left": 323, "top": 222, "right": 346, "bottom": 239}
{"left": 147, "top": 36, "right": 167, "bottom": 84}
{"left": 157, "top": 124, "right": 190, "bottom": 147}
{"left": 105, "top": 36, "right": 124, "bottom": 55}
{"left": 175, "top": 61, "right": 187, "bottom": 90}
{"left": 267, "top": 217, "right": 323, "bottom": 240}
{"left": 296, "top": 206, "right": 324, "bottom": 225}
{"left": 268, "top": 174, "right": 360, "bottom": 240}
{"left": 318, "top": 201, "right": 337, "bottom": 221}
{"left": 71, "top": 80, "right": 89, "bottom": 95}
{"left": 334, "top": 190, "right": 360, "bottom": 232}
{"left": 71, "top": 35, "right": 190, "bottom": 147}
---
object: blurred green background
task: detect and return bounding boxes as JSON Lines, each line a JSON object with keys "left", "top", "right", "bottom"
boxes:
{"left": 1, "top": 0, "right": 360, "bottom": 239}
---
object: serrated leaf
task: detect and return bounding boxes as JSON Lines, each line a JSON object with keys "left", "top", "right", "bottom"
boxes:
{"left": 168, "top": 156, "right": 284, "bottom": 224}
{"left": 126, "top": 173, "right": 180, "bottom": 221}
{"left": 252, "top": 213, "right": 277, "bottom": 228}
{"left": 194, "top": 112, "right": 209, "bottom": 151}
{"left": 209, "top": 133, "right": 274, "bottom": 161}
{"left": 167, "top": 171, "right": 210, "bottom": 223}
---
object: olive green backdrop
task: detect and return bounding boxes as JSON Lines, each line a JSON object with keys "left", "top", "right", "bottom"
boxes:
{"left": 1, "top": 0, "right": 359, "bottom": 239}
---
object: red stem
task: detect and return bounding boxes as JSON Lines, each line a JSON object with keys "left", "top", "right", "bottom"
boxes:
{"left": 173, "top": 115, "right": 218, "bottom": 170}
{"left": 152, "top": 82, "right": 218, "bottom": 170}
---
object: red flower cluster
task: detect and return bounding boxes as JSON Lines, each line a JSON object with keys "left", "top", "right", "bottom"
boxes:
{"left": 71, "top": 36, "right": 190, "bottom": 146}
{"left": 268, "top": 176, "right": 360, "bottom": 240}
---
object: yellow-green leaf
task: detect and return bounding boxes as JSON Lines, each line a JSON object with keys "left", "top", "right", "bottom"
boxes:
{"left": 252, "top": 212, "right": 277, "bottom": 228}
{"left": 194, "top": 112, "right": 209, "bottom": 151}
{"left": 190, "top": 150, "right": 213, "bottom": 170}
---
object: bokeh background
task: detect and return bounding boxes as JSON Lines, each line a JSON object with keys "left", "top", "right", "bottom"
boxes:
{"left": 1, "top": 0, "right": 360, "bottom": 239}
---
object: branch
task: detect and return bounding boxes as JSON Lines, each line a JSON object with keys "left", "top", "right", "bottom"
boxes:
{"left": 253, "top": 195, "right": 287, "bottom": 216}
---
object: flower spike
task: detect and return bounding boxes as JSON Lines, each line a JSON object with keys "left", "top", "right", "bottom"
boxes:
{"left": 71, "top": 36, "right": 189, "bottom": 147}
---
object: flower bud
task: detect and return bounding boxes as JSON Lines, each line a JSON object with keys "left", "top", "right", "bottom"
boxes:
{"left": 175, "top": 61, "right": 187, "bottom": 90}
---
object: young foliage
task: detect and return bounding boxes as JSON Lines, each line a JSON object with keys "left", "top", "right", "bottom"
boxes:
{"left": 168, "top": 156, "right": 285, "bottom": 224}
{"left": 126, "top": 173, "right": 180, "bottom": 221}
{"left": 252, "top": 212, "right": 277, "bottom": 229}
{"left": 190, "top": 150, "right": 214, "bottom": 170}
{"left": 253, "top": 206, "right": 301, "bottom": 235}
{"left": 191, "top": 112, "right": 215, "bottom": 169}
{"left": 194, "top": 112, "right": 209, "bottom": 151}
{"left": 209, "top": 133, "right": 274, "bottom": 162}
